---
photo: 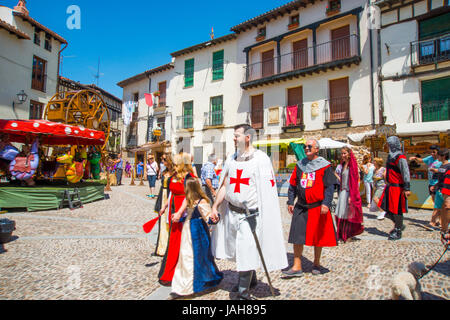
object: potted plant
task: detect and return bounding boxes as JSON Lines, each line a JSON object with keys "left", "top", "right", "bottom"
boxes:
{"left": 153, "top": 91, "right": 160, "bottom": 97}
{"left": 326, "top": 0, "right": 341, "bottom": 15}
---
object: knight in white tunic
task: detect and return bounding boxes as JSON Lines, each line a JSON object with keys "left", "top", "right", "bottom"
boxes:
{"left": 210, "top": 124, "right": 287, "bottom": 300}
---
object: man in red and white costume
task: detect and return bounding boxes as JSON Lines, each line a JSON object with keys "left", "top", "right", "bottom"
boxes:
{"left": 283, "top": 139, "right": 338, "bottom": 277}
{"left": 210, "top": 124, "right": 287, "bottom": 300}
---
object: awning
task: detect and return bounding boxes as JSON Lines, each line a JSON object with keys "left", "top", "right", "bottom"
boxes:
{"left": 0, "top": 119, "right": 105, "bottom": 146}
{"left": 253, "top": 138, "right": 306, "bottom": 149}
{"left": 318, "top": 138, "right": 353, "bottom": 149}
{"left": 347, "top": 121, "right": 450, "bottom": 142}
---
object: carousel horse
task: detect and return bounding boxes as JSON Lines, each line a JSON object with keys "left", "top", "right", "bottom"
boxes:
{"left": 9, "top": 139, "right": 40, "bottom": 186}
{"left": 88, "top": 151, "right": 102, "bottom": 180}
{"left": 57, "top": 153, "right": 86, "bottom": 184}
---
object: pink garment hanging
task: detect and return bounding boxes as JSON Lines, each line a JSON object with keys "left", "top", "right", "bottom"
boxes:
{"left": 286, "top": 105, "right": 298, "bottom": 126}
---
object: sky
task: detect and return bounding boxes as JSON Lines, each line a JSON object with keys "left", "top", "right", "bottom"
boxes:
{"left": 3, "top": 0, "right": 290, "bottom": 100}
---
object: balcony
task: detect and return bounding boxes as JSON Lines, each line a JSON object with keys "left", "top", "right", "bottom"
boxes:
{"left": 282, "top": 104, "right": 304, "bottom": 131}
{"left": 243, "top": 34, "right": 360, "bottom": 89}
{"left": 324, "top": 96, "right": 351, "bottom": 127}
{"left": 411, "top": 33, "right": 450, "bottom": 67}
{"left": 204, "top": 110, "right": 225, "bottom": 128}
{"left": 412, "top": 100, "right": 450, "bottom": 123}
{"left": 177, "top": 115, "right": 194, "bottom": 130}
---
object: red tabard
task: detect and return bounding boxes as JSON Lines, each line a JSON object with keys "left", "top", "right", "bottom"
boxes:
{"left": 442, "top": 166, "right": 450, "bottom": 196}
{"left": 378, "top": 155, "right": 407, "bottom": 214}
{"left": 289, "top": 165, "right": 337, "bottom": 247}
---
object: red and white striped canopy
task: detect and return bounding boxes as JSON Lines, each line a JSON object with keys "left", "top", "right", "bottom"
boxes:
{"left": 0, "top": 119, "right": 105, "bottom": 146}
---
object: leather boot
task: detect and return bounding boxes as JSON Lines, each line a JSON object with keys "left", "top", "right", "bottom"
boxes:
{"left": 232, "top": 271, "right": 257, "bottom": 292}
{"left": 388, "top": 228, "right": 402, "bottom": 240}
{"left": 237, "top": 271, "right": 256, "bottom": 300}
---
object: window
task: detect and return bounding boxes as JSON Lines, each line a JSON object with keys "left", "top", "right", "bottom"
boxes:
{"left": 31, "top": 56, "right": 47, "bottom": 92}
{"left": 158, "top": 81, "right": 166, "bottom": 107}
{"left": 251, "top": 94, "right": 264, "bottom": 129}
{"left": 210, "top": 96, "right": 223, "bottom": 126}
{"left": 44, "top": 33, "right": 52, "bottom": 52}
{"left": 328, "top": 77, "right": 350, "bottom": 122}
{"left": 183, "top": 101, "right": 193, "bottom": 129}
{"left": 257, "top": 27, "right": 266, "bottom": 39}
{"left": 212, "top": 50, "right": 224, "bottom": 81}
{"left": 331, "top": 25, "right": 350, "bottom": 61}
{"left": 132, "top": 92, "right": 139, "bottom": 121}
{"left": 289, "top": 14, "right": 299, "bottom": 26}
{"left": 29, "top": 100, "right": 44, "bottom": 119}
{"left": 34, "top": 29, "right": 40, "bottom": 46}
{"left": 184, "top": 58, "right": 194, "bottom": 87}
{"left": 326, "top": 0, "right": 341, "bottom": 14}
{"left": 418, "top": 13, "right": 450, "bottom": 64}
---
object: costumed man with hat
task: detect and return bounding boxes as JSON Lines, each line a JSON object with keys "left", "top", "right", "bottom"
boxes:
{"left": 378, "top": 136, "right": 411, "bottom": 240}
{"left": 283, "top": 139, "right": 338, "bottom": 277}
{"left": 210, "top": 124, "right": 287, "bottom": 300}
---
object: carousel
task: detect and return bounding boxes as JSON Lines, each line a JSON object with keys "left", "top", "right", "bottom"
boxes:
{"left": 0, "top": 89, "right": 113, "bottom": 212}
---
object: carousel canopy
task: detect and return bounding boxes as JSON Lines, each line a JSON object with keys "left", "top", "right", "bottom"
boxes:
{"left": 0, "top": 119, "right": 105, "bottom": 146}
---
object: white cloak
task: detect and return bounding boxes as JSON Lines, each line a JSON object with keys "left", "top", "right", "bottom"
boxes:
{"left": 211, "top": 150, "right": 288, "bottom": 272}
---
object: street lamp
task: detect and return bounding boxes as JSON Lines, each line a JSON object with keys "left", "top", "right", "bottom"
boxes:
{"left": 16, "top": 90, "right": 28, "bottom": 104}
{"left": 12, "top": 90, "right": 28, "bottom": 118}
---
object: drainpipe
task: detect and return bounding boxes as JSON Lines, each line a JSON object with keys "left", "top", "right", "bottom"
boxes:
{"left": 367, "top": 2, "right": 375, "bottom": 129}
{"left": 147, "top": 74, "right": 152, "bottom": 143}
{"left": 56, "top": 42, "right": 68, "bottom": 93}
{"left": 377, "top": 28, "right": 385, "bottom": 124}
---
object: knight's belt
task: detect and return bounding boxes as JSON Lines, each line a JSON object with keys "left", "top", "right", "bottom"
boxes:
{"left": 228, "top": 203, "right": 258, "bottom": 215}
{"left": 295, "top": 201, "right": 322, "bottom": 210}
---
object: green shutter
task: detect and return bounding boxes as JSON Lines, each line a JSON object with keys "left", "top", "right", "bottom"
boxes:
{"left": 212, "top": 50, "right": 224, "bottom": 80}
{"left": 419, "top": 12, "right": 450, "bottom": 39}
{"left": 183, "top": 101, "right": 193, "bottom": 128}
{"left": 184, "top": 59, "right": 194, "bottom": 87}
{"left": 210, "top": 96, "right": 223, "bottom": 125}
{"left": 421, "top": 76, "right": 450, "bottom": 122}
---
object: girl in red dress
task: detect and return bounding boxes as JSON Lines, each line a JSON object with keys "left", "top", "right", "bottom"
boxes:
{"left": 158, "top": 153, "right": 195, "bottom": 286}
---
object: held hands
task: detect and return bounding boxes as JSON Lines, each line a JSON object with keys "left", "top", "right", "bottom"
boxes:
{"left": 403, "top": 191, "right": 411, "bottom": 198}
{"left": 210, "top": 206, "right": 220, "bottom": 223}
{"left": 321, "top": 205, "right": 329, "bottom": 215}
{"left": 288, "top": 205, "right": 294, "bottom": 215}
{"left": 172, "top": 211, "right": 182, "bottom": 223}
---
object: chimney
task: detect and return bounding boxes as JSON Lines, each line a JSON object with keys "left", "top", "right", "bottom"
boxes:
{"left": 13, "top": 0, "right": 29, "bottom": 16}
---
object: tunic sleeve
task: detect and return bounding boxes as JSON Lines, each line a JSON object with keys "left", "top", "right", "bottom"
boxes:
{"left": 287, "top": 166, "right": 298, "bottom": 205}
{"left": 197, "top": 202, "right": 212, "bottom": 222}
{"left": 323, "top": 166, "right": 338, "bottom": 208}
{"left": 398, "top": 157, "right": 411, "bottom": 191}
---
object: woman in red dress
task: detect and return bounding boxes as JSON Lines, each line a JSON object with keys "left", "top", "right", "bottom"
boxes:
{"left": 158, "top": 153, "right": 195, "bottom": 286}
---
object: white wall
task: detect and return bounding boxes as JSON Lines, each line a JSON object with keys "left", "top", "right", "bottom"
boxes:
{"left": 170, "top": 38, "right": 243, "bottom": 161}
{"left": 0, "top": 7, "right": 61, "bottom": 120}
{"left": 235, "top": 0, "right": 375, "bottom": 133}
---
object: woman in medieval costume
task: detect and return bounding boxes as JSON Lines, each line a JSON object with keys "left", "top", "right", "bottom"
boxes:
{"left": 153, "top": 154, "right": 174, "bottom": 257}
{"left": 378, "top": 136, "right": 411, "bottom": 240}
{"left": 157, "top": 153, "right": 195, "bottom": 286}
{"left": 334, "top": 146, "right": 364, "bottom": 243}
{"left": 170, "top": 177, "right": 223, "bottom": 297}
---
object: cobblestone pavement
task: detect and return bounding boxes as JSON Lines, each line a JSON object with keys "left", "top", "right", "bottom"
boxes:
{"left": 0, "top": 177, "right": 448, "bottom": 300}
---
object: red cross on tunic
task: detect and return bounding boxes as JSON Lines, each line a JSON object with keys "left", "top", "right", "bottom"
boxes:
{"left": 270, "top": 172, "right": 275, "bottom": 187}
{"left": 230, "top": 169, "right": 250, "bottom": 193}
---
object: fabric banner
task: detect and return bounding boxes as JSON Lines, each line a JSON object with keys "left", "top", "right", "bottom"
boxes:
{"left": 144, "top": 93, "right": 153, "bottom": 107}
{"left": 286, "top": 105, "right": 298, "bottom": 126}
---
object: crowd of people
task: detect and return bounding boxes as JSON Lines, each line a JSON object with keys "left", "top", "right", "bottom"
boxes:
{"left": 133, "top": 124, "right": 449, "bottom": 300}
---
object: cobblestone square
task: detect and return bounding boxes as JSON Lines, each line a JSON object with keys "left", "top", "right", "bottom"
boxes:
{"left": 1, "top": 178, "right": 448, "bottom": 300}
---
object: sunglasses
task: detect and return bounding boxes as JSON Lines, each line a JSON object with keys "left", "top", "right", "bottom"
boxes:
{"left": 303, "top": 145, "right": 315, "bottom": 150}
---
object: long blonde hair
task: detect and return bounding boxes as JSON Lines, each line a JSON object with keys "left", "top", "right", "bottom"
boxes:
{"left": 173, "top": 152, "right": 194, "bottom": 181}
{"left": 185, "top": 177, "right": 210, "bottom": 207}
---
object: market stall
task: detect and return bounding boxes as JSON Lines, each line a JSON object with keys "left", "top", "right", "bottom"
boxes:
{"left": 348, "top": 122, "right": 450, "bottom": 209}
{"left": 0, "top": 119, "right": 107, "bottom": 212}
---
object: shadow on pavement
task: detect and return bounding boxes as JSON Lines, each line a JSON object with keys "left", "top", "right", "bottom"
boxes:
{"left": 422, "top": 292, "right": 447, "bottom": 300}
{"left": 0, "top": 243, "right": 6, "bottom": 254}
{"left": 364, "top": 227, "right": 389, "bottom": 237}
{"left": 426, "top": 258, "right": 450, "bottom": 277}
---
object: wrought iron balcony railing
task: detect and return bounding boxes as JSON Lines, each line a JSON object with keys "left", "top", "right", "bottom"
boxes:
{"left": 324, "top": 96, "right": 351, "bottom": 124}
{"left": 411, "top": 33, "right": 450, "bottom": 67}
{"left": 412, "top": 99, "right": 450, "bottom": 122}
{"left": 204, "top": 110, "right": 225, "bottom": 127}
{"left": 245, "top": 34, "right": 360, "bottom": 82}
{"left": 176, "top": 115, "right": 194, "bottom": 130}
{"left": 282, "top": 104, "right": 304, "bottom": 128}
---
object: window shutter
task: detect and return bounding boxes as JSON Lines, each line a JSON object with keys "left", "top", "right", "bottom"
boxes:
{"left": 419, "top": 13, "right": 450, "bottom": 40}
{"left": 211, "top": 96, "right": 223, "bottom": 125}
{"left": 212, "top": 50, "right": 224, "bottom": 80}
{"left": 184, "top": 59, "right": 194, "bottom": 87}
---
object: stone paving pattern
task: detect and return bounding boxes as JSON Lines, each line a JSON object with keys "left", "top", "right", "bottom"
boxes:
{"left": 0, "top": 177, "right": 448, "bottom": 300}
